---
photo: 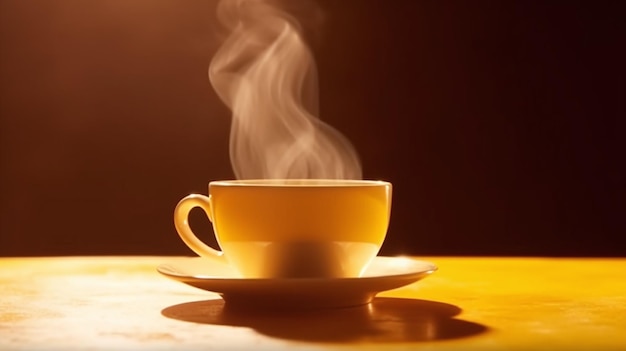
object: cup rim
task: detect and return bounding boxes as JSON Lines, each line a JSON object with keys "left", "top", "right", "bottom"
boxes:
{"left": 209, "top": 179, "right": 391, "bottom": 187}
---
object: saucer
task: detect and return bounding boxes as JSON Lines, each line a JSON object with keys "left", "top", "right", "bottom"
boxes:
{"left": 157, "top": 256, "right": 437, "bottom": 310}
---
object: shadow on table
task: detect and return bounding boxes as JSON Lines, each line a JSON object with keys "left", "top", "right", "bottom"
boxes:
{"left": 162, "top": 297, "right": 489, "bottom": 343}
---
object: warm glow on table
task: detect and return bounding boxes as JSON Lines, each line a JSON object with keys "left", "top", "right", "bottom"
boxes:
{"left": 1, "top": 256, "right": 624, "bottom": 350}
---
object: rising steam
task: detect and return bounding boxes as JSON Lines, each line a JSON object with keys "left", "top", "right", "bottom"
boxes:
{"left": 209, "top": 0, "right": 362, "bottom": 179}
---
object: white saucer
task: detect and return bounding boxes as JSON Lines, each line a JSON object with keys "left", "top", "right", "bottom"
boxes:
{"left": 157, "top": 256, "right": 437, "bottom": 310}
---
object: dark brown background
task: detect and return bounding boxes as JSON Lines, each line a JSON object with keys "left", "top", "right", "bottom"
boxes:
{"left": 1, "top": 0, "right": 624, "bottom": 257}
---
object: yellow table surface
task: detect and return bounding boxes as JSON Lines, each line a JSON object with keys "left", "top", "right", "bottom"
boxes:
{"left": 1, "top": 256, "right": 625, "bottom": 350}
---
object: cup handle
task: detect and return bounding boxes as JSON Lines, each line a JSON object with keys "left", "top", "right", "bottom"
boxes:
{"left": 174, "top": 194, "right": 228, "bottom": 263}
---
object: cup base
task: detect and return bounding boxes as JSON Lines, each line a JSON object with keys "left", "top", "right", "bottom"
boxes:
{"left": 220, "top": 241, "right": 380, "bottom": 279}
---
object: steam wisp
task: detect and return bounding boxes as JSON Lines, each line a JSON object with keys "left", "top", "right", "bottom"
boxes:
{"left": 209, "top": 0, "right": 362, "bottom": 179}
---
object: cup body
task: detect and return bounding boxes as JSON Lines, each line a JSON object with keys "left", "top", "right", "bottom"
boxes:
{"left": 177, "top": 179, "right": 392, "bottom": 278}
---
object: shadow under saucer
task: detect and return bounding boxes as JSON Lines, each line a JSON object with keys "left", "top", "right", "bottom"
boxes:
{"left": 161, "top": 297, "right": 489, "bottom": 343}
